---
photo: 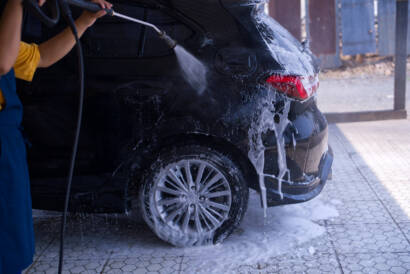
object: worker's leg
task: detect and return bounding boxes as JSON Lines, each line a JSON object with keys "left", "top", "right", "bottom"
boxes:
{"left": 0, "top": 129, "right": 35, "bottom": 274}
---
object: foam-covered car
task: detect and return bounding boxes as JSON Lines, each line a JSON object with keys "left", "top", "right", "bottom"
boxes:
{"left": 20, "top": 0, "right": 333, "bottom": 246}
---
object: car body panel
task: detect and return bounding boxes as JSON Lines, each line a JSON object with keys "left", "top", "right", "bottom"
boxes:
{"left": 18, "top": 0, "right": 331, "bottom": 212}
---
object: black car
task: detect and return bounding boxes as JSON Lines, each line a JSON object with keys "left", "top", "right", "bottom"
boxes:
{"left": 20, "top": 0, "right": 333, "bottom": 246}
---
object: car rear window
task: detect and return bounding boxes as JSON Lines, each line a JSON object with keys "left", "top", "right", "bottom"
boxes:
{"left": 252, "top": 5, "right": 316, "bottom": 76}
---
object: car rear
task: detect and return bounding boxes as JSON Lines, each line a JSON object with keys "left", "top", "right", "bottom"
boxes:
{"left": 221, "top": 0, "right": 333, "bottom": 206}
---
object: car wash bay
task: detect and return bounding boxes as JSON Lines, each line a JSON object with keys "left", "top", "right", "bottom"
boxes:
{"left": 26, "top": 0, "right": 410, "bottom": 273}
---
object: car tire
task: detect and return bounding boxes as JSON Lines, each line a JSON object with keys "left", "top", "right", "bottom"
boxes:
{"left": 139, "top": 144, "right": 249, "bottom": 247}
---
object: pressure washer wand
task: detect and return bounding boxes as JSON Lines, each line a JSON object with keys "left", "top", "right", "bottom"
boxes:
{"left": 66, "top": 0, "right": 177, "bottom": 48}
{"left": 111, "top": 12, "right": 177, "bottom": 48}
{"left": 111, "top": 12, "right": 161, "bottom": 34}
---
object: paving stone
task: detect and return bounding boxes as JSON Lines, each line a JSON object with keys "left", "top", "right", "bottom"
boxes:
{"left": 391, "top": 266, "right": 407, "bottom": 274}
{"left": 372, "top": 181, "right": 410, "bottom": 202}
{"left": 147, "top": 264, "right": 162, "bottom": 272}
{"left": 26, "top": 259, "right": 106, "bottom": 273}
{"left": 328, "top": 223, "right": 410, "bottom": 253}
{"left": 235, "top": 253, "right": 342, "bottom": 274}
{"left": 109, "top": 261, "right": 125, "bottom": 269}
{"left": 321, "top": 178, "right": 379, "bottom": 201}
{"left": 40, "top": 235, "right": 114, "bottom": 261}
{"left": 85, "top": 262, "right": 101, "bottom": 270}
{"left": 326, "top": 200, "right": 394, "bottom": 224}
{"left": 103, "top": 257, "right": 182, "bottom": 274}
{"left": 121, "top": 264, "right": 137, "bottom": 272}
{"left": 298, "top": 232, "right": 334, "bottom": 254}
{"left": 339, "top": 252, "right": 410, "bottom": 274}
{"left": 327, "top": 159, "right": 366, "bottom": 186}
{"left": 398, "top": 223, "right": 410, "bottom": 242}
{"left": 70, "top": 265, "right": 86, "bottom": 273}
{"left": 383, "top": 198, "right": 410, "bottom": 223}
{"left": 335, "top": 122, "right": 410, "bottom": 187}
{"left": 32, "top": 218, "right": 58, "bottom": 260}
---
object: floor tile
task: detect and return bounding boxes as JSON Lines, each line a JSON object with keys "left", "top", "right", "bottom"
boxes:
{"left": 328, "top": 223, "right": 410, "bottom": 254}
{"left": 338, "top": 252, "right": 410, "bottom": 274}
{"left": 326, "top": 200, "right": 394, "bottom": 225}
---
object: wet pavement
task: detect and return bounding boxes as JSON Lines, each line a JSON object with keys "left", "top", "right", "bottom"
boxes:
{"left": 25, "top": 119, "right": 410, "bottom": 274}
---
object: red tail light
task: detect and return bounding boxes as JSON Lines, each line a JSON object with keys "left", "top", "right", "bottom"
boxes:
{"left": 266, "top": 74, "right": 319, "bottom": 100}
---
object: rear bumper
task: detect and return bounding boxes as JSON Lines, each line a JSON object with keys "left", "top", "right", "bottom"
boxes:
{"left": 266, "top": 146, "right": 333, "bottom": 206}
{"left": 258, "top": 101, "right": 332, "bottom": 206}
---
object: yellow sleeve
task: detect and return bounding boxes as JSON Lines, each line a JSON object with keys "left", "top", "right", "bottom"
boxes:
{"left": 13, "top": 42, "right": 41, "bottom": 82}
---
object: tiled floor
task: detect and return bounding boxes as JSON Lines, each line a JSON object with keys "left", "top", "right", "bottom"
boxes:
{"left": 25, "top": 120, "right": 410, "bottom": 273}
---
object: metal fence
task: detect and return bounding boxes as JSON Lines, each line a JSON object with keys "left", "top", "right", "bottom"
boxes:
{"left": 269, "top": 0, "right": 410, "bottom": 68}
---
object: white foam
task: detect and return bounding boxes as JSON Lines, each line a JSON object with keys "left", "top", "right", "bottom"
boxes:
{"left": 248, "top": 91, "right": 291, "bottom": 217}
{"left": 181, "top": 191, "right": 338, "bottom": 273}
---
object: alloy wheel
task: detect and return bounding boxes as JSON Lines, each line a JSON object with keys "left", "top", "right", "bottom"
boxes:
{"left": 152, "top": 159, "right": 232, "bottom": 234}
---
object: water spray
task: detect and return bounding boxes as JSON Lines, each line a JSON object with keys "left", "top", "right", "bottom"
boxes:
{"left": 92, "top": 5, "right": 207, "bottom": 93}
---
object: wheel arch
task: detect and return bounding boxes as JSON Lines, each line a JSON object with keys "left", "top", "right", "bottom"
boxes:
{"left": 126, "top": 133, "right": 259, "bottom": 201}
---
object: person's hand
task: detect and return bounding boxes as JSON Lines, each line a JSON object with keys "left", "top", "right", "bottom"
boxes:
{"left": 38, "top": 0, "right": 46, "bottom": 7}
{"left": 78, "top": 0, "right": 113, "bottom": 28}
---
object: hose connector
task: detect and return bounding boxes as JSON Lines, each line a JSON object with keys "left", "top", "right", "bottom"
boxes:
{"left": 159, "top": 31, "right": 177, "bottom": 49}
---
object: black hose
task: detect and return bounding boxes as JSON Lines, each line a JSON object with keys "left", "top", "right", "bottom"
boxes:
{"left": 57, "top": 1, "right": 85, "bottom": 273}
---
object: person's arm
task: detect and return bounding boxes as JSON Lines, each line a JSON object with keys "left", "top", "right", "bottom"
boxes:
{"left": 38, "top": 0, "right": 112, "bottom": 68}
{"left": 0, "top": 0, "right": 23, "bottom": 75}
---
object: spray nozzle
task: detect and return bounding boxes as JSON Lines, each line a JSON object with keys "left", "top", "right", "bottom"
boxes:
{"left": 158, "top": 31, "right": 178, "bottom": 49}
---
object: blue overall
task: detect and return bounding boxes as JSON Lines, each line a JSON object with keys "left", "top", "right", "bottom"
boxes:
{"left": 0, "top": 70, "right": 35, "bottom": 274}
